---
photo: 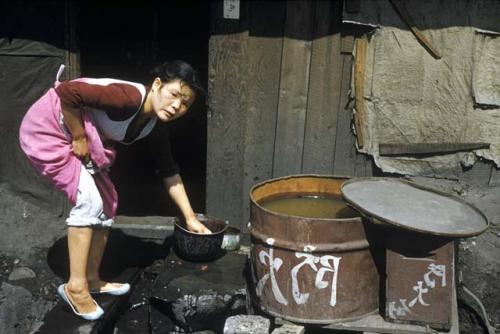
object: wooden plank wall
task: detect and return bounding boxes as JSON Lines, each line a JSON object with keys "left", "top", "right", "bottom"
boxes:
{"left": 302, "top": 0, "right": 342, "bottom": 174}
{"left": 272, "top": 0, "right": 314, "bottom": 177}
{"left": 242, "top": 1, "right": 286, "bottom": 224}
{"left": 207, "top": 0, "right": 373, "bottom": 229}
{"left": 206, "top": 1, "right": 249, "bottom": 227}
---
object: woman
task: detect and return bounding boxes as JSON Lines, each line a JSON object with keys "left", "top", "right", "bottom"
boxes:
{"left": 19, "top": 60, "right": 211, "bottom": 320}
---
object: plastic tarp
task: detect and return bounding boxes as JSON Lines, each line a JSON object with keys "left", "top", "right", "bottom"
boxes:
{"left": 0, "top": 38, "right": 66, "bottom": 210}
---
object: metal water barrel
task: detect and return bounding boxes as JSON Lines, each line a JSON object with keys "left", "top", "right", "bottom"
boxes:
{"left": 248, "top": 175, "right": 380, "bottom": 324}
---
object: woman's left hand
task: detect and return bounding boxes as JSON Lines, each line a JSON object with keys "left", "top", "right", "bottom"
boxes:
{"left": 186, "top": 217, "right": 212, "bottom": 234}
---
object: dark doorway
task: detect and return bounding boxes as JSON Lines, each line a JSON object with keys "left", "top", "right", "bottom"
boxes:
{"left": 79, "top": 0, "right": 210, "bottom": 216}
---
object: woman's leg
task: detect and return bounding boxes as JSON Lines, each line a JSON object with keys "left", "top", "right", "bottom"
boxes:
{"left": 86, "top": 227, "right": 128, "bottom": 291}
{"left": 64, "top": 165, "right": 104, "bottom": 312}
{"left": 87, "top": 227, "right": 112, "bottom": 289}
{"left": 66, "top": 226, "right": 98, "bottom": 313}
{"left": 67, "top": 166, "right": 127, "bottom": 295}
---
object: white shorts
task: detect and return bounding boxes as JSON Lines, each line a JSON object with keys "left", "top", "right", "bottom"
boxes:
{"left": 66, "top": 165, "right": 114, "bottom": 227}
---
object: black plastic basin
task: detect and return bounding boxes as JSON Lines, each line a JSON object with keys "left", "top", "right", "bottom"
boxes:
{"left": 174, "top": 214, "right": 228, "bottom": 262}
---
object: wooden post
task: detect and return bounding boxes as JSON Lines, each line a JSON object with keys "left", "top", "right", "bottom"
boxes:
{"left": 65, "top": 0, "right": 80, "bottom": 79}
{"left": 354, "top": 35, "right": 367, "bottom": 149}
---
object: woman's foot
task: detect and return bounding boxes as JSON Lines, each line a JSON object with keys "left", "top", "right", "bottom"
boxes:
{"left": 88, "top": 280, "right": 130, "bottom": 295}
{"left": 63, "top": 283, "right": 100, "bottom": 315}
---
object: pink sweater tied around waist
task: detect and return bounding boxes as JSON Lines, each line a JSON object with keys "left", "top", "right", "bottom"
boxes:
{"left": 19, "top": 86, "right": 118, "bottom": 218}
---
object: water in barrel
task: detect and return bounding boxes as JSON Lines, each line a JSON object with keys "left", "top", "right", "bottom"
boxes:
{"left": 259, "top": 194, "right": 359, "bottom": 219}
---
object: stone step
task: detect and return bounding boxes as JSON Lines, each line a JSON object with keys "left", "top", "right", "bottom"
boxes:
{"left": 149, "top": 251, "right": 249, "bottom": 333}
{"left": 113, "top": 271, "right": 152, "bottom": 334}
{"left": 271, "top": 323, "right": 306, "bottom": 334}
{"left": 112, "top": 215, "right": 177, "bottom": 240}
{"left": 224, "top": 315, "right": 271, "bottom": 334}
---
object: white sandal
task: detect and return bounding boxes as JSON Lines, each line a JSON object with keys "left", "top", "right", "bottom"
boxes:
{"left": 57, "top": 284, "right": 104, "bottom": 320}
{"left": 89, "top": 283, "right": 130, "bottom": 296}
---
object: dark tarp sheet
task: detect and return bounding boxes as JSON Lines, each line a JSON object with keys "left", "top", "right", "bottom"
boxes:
{"left": 0, "top": 38, "right": 66, "bottom": 212}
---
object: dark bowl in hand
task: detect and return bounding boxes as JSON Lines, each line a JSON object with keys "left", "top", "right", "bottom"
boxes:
{"left": 174, "top": 214, "right": 228, "bottom": 262}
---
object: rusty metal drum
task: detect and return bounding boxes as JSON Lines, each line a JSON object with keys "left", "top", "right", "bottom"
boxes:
{"left": 248, "top": 175, "right": 380, "bottom": 324}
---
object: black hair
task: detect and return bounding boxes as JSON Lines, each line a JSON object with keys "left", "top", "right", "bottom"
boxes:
{"left": 151, "top": 60, "right": 206, "bottom": 96}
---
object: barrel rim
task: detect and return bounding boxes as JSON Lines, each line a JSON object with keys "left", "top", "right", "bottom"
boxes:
{"left": 250, "top": 174, "right": 360, "bottom": 222}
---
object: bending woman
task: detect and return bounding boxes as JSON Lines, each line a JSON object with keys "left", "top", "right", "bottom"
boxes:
{"left": 19, "top": 60, "right": 211, "bottom": 320}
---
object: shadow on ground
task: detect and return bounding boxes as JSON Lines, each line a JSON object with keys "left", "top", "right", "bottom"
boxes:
{"left": 47, "top": 230, "right": 172, "bottom": 281}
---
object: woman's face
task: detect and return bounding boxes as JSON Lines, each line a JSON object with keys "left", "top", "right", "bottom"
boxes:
{"left": 151, "top": 78, "right": 196, "bottom": 122}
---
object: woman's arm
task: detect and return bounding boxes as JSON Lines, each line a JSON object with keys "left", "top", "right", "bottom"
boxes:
{"left": 56, "top": 79, "right": 144, "bottom": 160}
{"left": 56, "top": 80, "right": 142, "bottom": 121}
{"left": 163, "top": 173, "right": 211, "bottom": 234}
{"left": 60, "top": 102, "right": 89, "bottom": 161}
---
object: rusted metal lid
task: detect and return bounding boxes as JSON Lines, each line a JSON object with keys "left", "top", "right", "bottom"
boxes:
{"left": 341, "top": 177, "right": 488, "bottom": 237}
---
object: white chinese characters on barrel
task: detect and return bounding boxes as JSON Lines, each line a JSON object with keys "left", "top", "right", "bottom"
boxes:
{"left": 255, "top": 238, "right": 288, "bottom": 305}
{"left": 256, "top": 241, "right": 342, "bottom": 307}
{"left": 292, "top": 252, "right": 341, "bottom": 306}
{"left": 388, "top": 263, "right": 446, "bottom": 318}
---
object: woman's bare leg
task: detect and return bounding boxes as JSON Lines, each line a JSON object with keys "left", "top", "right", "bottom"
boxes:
{"left": 87, "top": 228, "right": 125, "bottom": 291}
{"left": 66, "top": 226, "right": 97, "bottom": 313}
{"left": 86, "top": 228, "right": 117, "bottom": 290}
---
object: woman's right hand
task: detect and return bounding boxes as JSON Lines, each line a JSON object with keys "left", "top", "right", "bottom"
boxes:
{"left": 186, "top": 217, "right": 212, "bottom": 234}
{"left": 72, "top": 136, "right": 90, "bottom": 162}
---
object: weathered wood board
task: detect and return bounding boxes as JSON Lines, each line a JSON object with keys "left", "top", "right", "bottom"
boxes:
{"left": 302, "top": 0, "right": 343, "bottom": 174}
{"left": 206, "top": 1, "right": 249, "bottom": 226}
{"left": 242, "top": 1, "right": 286, "bottom": 228}
{"left": 272, "top": 0, "right": 314, "bottom": 177}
